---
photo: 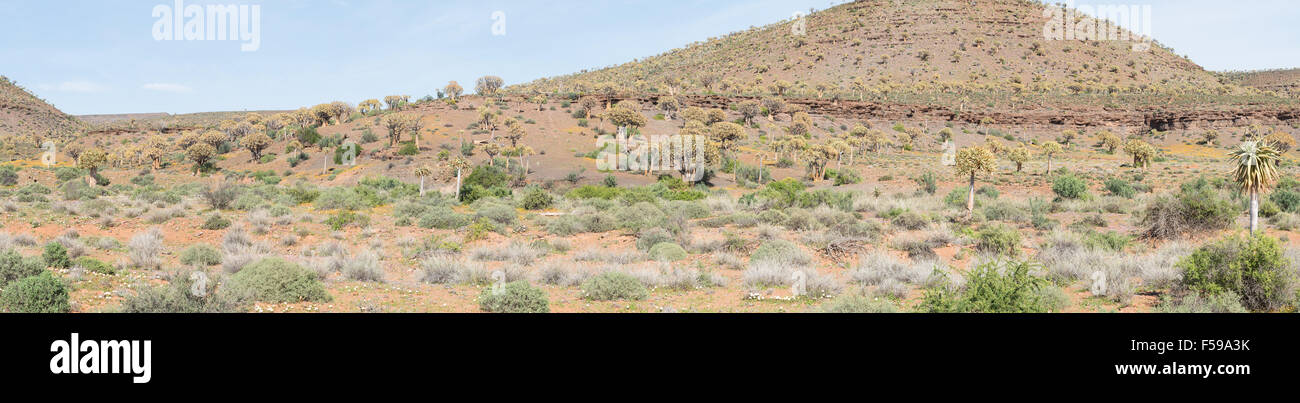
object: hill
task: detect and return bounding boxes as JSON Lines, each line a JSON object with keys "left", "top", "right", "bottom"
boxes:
{"left": 0, "top": 76, "right": 86, "bottom": 147}
{"left": 512, "top": 0, "right": 1290, "bottom": 110}
{"left": 1222, "top": 68, "right": 1300, "bottom": 98}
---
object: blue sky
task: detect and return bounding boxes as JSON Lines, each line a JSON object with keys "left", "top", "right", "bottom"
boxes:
{"left": 1, "top": 0, "right": 1296, "bottom": 115}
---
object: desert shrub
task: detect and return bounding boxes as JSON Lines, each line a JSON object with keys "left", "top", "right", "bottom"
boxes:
{"left": 636, "top": 228, "right": 675, "bottom": 251}
{"left": 418, "top": 207, "right": 470, "bottom": 229}
{"left": 580, "top": 271, "right": 648, "bottom": 301}
{"left": 478, "top": 281, "right": 550, "bottom": 313}
{"left": 1051, "top": 174, "right": 1089, "bottom": 200}
{"left": 1271, "top": 189, "right": 1300, "bottom": 213}
{"left": 1176, "top": 234, "right": 1294, "bottom": 312}
{"left": 982, "top": 201, "right": 1029, "bottom": 223}
{"left": 918, "top": 261, "right": 1051, "bottom": 313}
{"left": 783, "top": 209, "right": 822, "bottom": 231}
{"left": 42, "top": 242, "right": 70, "bottom": 269}
{"left": 475, "top": 202, "right": 518, "bottom": 226}
{"left": 1104, "top": 178, "right": 1136, "bottom": 199}
{"left": 0, "top": 272, "right": 70, "bottom": 313}
{"left": 648, "top": 242, "right": 688, "bottom": 262}
{"left": 817, "top": 293, "right": 899, "bottom": 313}
{"left": 890, "top": 211, "right": 929, "bottom": 230}
{"left": 750, "top": 239, "right": 812, "bottom": 266}
{"left": 470, "top": 242, "right": 545, "bottom": 265}
{"left": 0, "top": 249, "right": 44, "bottom": 286}
{"left": 519, "top": 188, "right": 553, "bottom": 210}
{"left": 342, "top": 249, "right": 385, "bottom": 282}
{"left": 974, "top": 224, "right": 1021, "bottom": 256}
{"left": 1083, "top": 231, "right": 1132, "bottom": 252}
{"left": 1155, "top": 291, "right": 1249, "bottom": 313}
{"left": 418, "top": 256, "right": 482, "bottom": 285}
{"left": 1140, "top": 179, "right": 1236, "bottom": 239}
{"left": 322, "top": 211, "right": 365, "bottom": 231}
{"left": 74, "top": 257, "right": 114, "bottom": 275}
{"left": 201, "top": 213, "right": 232, "bottom": 230}
{"left": 55, "top": 167, "right": 84, "bottom": 182}
{"left": 125, "top": 226, "right": 163, "bottom": 270}
{"left": 120, "top": 270, "right": 253, "bottom": 313}
{"left": 230, "top": 257, "right": 331, "bottom": 303}
{"left": 614, "top": 202, "right": 667, "bottom": 232}
{"left": 201, "top": 182, "right": 240, "bottom": 210}
{"left": 0, "top": 166, "right": 17, "bottom": 186}
{"left": 179, "top": 243, "right": 224, "bottom": 266}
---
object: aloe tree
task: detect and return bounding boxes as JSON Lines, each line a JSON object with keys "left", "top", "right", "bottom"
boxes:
{"left": 414, "top": 165, "right": 432, "bottom": 197}
{"left": 449, "top": 157, "right": 471, "bottom": 202}
{"left": 956, "top": 147, "right": 996, "bottom": 216}
{"left": 1228, "top": 141, "right": 1281, "bottom": 234}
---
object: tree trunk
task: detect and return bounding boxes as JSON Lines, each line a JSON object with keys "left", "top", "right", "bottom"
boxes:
{"left": 1250, "top": 190, "right": 1259, "bottom": 235}
{"left": 455, "top": 169, "right": 463, "bottom": 201}
{"left": 419, "top": 177, "right": 426, "bottom": 197}
{"left": 966, "top": 172, "right": 976, "bottom": 216}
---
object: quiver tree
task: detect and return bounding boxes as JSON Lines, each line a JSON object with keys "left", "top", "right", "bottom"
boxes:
{"left": 955, "top": 146, "right": 996, "bottom": 216}
{"left": 414, "top": 165, "right": 432, "bottom": 197}
{"left": 475, "top": 76, "right": 504, "bottom": 96}
{"left": 658, "top": 96, "right": 679, "bottom": 120}
{"left": 444, "top": 81, "right": 464, "bottom": 101}
{"left": 1228, "top": 141, "right": 1281, "bottom": 235}
{"left": 1007, "top": 144, "right": 1029, "bottom": 172}
{"left": 186, "top": 143, "right": 217, "bottom": 176}
{"left": 1124, "top": 139, "right": 1156, "bottom": 169}
{"left": 1041, "top": 141, "right": 1062, "bottom": 175}
{"left": 241, "top": 132, "right": 272, "bottom": 161}
{"left": 77, "top": 148, "right": 109, "bottom": 185}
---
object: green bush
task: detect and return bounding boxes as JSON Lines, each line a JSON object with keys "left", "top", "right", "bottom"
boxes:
{"left": 0, "top": 166, "right": 17, "bottom": 186}
{"left": 1083, "top": 231, "right": 1132, "bottom": 252}
{"left": 0, "top": 272, "right": 70, "bottom": 313}
{"left": 477, "top": 281, "right": 550, "bottom": 313}
{"left": 120, "top": 270, "right": 253, "bottom": 313}
{"left": 890, "top": 211, "right": 929, "bottom": 230}
{"left": 918, "top": 261, "right": 1051, "bottom": 313}
{"left": 201, "top": 213, "right": 232, "bottom": 230}
{"left": 974, "top": 224, "right": 1022, "bottom": 256}
{"left": 0, "top": 250, "right": 44, "bottom": 286}
{"left": 565, "top": 185, "right": 622, "bottom": 200}
{"left": 325, "top": 210, "right": 370, "bottom": 230}
{"left": 1176, "top": 234, "right": 1294, "bottom": 312}
{"left": 43, "top": 242, "right": 70, "bottom": 269}
{"left": 418, "top": 207, "right": 470, "bottom": 229}
{"left": 1271, "top": 189, "right": 1300, "bottom": 213}
{"left": 750, "top": 239, "right": 812, "bottom": 266}
{"left": 230, "top": 258, "right": 332, "bottom": 303}
{"left": 519, "top": 188, "right": 553, "bottom": 210}
{"left": 55, "top": 167, "right": 85, "bottom": 182}
{"left": 648, "top": 242, "right": 688, "bottom": 261}
{"left": 1051, "top": 174, "right": 1089, "bottom": 200}
{"left": 580, "top": 271, "right": 648, "bottom": 301}
{"left": 74, "top": 257, "right": 115, "bottom": 275}
{"left": 179, "top": 243, "right": 222, "bottom": 266}
{"left": 1104, "top": 178, "right": 1136, "bottom": 199}
{"left": 1140, "top": 179, "right": 1236, "bottom": 239}
{"left": 817, "top": 293, "right": 899, "bottom": 313}
{"left": 475, "top": 202, "right": 518, "bottom": 226}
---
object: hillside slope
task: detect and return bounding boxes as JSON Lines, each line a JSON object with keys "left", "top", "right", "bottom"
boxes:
{"left": 513, "top": 0, "right": 1284, "bottom": 109}
{"left": 0, "top": 76, "right": 86, "bottom": 148}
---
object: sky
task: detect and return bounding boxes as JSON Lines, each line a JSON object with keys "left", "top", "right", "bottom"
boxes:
{"left": 0, "top": 0, "right": 1297, "bottom": 115}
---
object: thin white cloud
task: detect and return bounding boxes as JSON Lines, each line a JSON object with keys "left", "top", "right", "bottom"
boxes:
{"left": 142, "top": 83, "right": 193, "bottom": 93}
{"left": 40, "top": 81, "right": 107, "bottom": 93}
